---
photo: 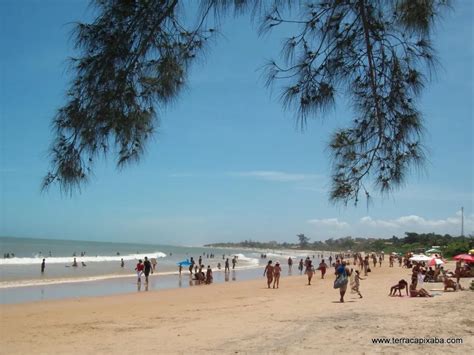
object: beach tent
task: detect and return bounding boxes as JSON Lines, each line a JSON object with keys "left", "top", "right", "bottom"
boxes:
{"left": 453, "top": 254, "right": 474, "bottom": 263}
{"left": 425, "top": 248, "right": 441, "bottom": 254}
{"left": 409, "top": 254, "right": 431, "bottom": 262}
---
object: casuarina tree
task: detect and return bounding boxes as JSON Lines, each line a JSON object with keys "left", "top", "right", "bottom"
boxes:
{"left": 43, "top": 0, "right": 449, "bottom": 205}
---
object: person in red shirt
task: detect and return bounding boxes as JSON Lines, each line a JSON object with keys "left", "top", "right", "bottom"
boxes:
{"left": 135, "top": 259, "right": 144, "bottom": 283}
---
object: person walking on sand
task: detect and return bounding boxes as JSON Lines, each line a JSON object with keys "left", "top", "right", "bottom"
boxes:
{"left": 263, "top": 260, "right": 274, "bottom": 288}
{"left": 336, "top": 261, "right": 350, "bottom": 303}
{"left": 298, "top": 259, "right": 304, "bottom": 273}
{"left": 135, "top": 259, "right": 144, "bottom": 284}
{"left": 352, "top": 270, "right": 365, "bottom": 298}
{"left": 41, "top": 258, "right": 45, "bottom": 273}
{"left": 143, "top": 257, "right": 152, "bottom": 284}
{"left": 273, "top": 262, "right": 282, "bottom": 288}
{"left": 319, "top": 259, "right": 328, "bottom": 279}
{"left": 305, "top": 260, "right": 314, "bottom": 285}
{"left": 363, "top": 256, "right": 369, "bottom": 276}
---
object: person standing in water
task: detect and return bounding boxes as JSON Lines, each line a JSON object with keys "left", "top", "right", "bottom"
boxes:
{"left": 120, "top": 258, "right": 124, "bottom": 268}
{"left": 225, "top": 258, "right": 230, "bottom": 272}
{"left": 298, "top": 259, "right": 304, "bottom": 273}
{"left": 189, "top": 257, "right": 195, "bottom": 275}
{"left": 287, "top": 257, "right": 293, "bottom": 271}
{"left": 263, "top": 260, "right": 274, "bottom": 289}
{"left": 232, "top": 256, "right": 237, "bottom": 269}
{"left": 143, "top": 257, "right": 152, "bottom": 284}
{"left": 135, "top": 259, "right": 144, "bottom": 284}
{"left": 41, "top": 259, "right": 45, "bottom": 273}
{"left": 150, "top": 257, "right": 157, "bottom": 272}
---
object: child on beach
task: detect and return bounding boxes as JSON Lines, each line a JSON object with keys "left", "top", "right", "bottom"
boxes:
{"left": 273, "top": 262, "right": 282, "bottom": 288}
{"left": 352, "top": 270, "right": 365, "bottom": 298}
{"left": 389, "top": 279, "right": 408, "bottom": 296}
{"left": 263, "top": 260, "right": 274, "bottom": 288}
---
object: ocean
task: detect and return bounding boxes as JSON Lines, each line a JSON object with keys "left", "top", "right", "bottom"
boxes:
{"left": 0, "top": 236, "right": 327, "bottom": 304}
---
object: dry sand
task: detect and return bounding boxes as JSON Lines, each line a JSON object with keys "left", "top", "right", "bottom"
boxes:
{"left": 1, "top": 261, "right": 472, "bottom": 354}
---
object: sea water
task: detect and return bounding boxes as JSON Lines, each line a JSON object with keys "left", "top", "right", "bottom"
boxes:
{"left": 0, "top": 236, "right": 326, "bottom": 304}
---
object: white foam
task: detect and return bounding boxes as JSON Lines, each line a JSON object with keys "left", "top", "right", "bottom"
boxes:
{"left": 0, "top": 251, "right": 167, "bottom": 266}
{"left": 231, "top": 253, "right": 259, "bottom": 265}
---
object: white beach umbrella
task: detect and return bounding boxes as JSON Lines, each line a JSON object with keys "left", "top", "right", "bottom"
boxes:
{"left": 409, "top": 254, "right": 431, "bottom": 262}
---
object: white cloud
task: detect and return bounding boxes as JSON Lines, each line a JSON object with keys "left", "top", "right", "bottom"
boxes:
{"left": 231, "top": 170, "right": 321, "bottom": 182}
{"left": 307, "top": 211, "right": 473, "bottom": 240}
{"left": 307, "top": 218, "right": 349, "bottom": 229}
{"left": 359, "top": 216, "right": 398, "bottom": 228}
{"left": 359, "top": 211, "right": 474, "bottom": 235}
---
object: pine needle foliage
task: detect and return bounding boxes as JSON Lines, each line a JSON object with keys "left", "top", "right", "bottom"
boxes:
{"left": 44, "top": 0, "right": 449, "bottom": 205}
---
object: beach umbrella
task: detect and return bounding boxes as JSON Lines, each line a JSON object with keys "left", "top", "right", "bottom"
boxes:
{"left": 409, "top": 254, "right": 431, "bottom": 262}
{"left": 428, "top": 258, "right": 444, "bottom": 267}
{"left": 453, "top": 254, "right": 474, "bottom": 263}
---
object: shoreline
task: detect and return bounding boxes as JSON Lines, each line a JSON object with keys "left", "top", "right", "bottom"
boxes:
{"left": 1, "top": 260, "right": 472, "bottom": 354}
{"left": 0, "top": 265, "right": 274, "bottom": 304}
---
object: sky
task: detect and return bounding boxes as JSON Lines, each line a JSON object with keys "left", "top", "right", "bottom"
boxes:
{"left": 0, "top": 0, "right": 473, "bottom": 246}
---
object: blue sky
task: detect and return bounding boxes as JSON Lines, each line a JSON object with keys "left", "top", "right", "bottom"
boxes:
{"left": 0, "top": 0, "right": 473, "bottom": 245}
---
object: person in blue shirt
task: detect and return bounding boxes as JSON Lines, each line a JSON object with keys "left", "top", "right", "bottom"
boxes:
{"left": 335, "top": 261, "right": 351, "bottom": 303}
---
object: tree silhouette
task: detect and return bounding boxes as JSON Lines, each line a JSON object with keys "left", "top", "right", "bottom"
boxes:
{"left": 297, "top": 233, "right": 310, "bottom": 248}
{"left": 43, "top": 0, "right": 449, "bottom": 205}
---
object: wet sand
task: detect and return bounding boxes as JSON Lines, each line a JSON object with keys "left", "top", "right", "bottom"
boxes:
{"left": 0, "top": 261, "right": 472, "bottom": 354}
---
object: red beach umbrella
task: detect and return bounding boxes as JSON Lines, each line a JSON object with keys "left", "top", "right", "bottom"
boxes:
{"left": 452, "top": 254, "right": 474, "bottom": 263}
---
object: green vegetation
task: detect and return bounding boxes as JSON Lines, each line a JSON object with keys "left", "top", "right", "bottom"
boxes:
{"left": 205, "top": 232, "right": 473, "bottom": 258}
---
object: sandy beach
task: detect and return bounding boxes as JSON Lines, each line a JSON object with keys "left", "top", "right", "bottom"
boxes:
{"left": 1, "top": 261, "right": 472, "bottom": 354}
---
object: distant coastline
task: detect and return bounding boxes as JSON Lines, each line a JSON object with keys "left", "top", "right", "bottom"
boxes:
{"left": 206, "top": 232, "right": 473, "bottom": 257}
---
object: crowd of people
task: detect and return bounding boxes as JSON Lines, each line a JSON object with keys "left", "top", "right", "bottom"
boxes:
{"left": 36, "top": 247, "right": 470, "bottom": 301}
